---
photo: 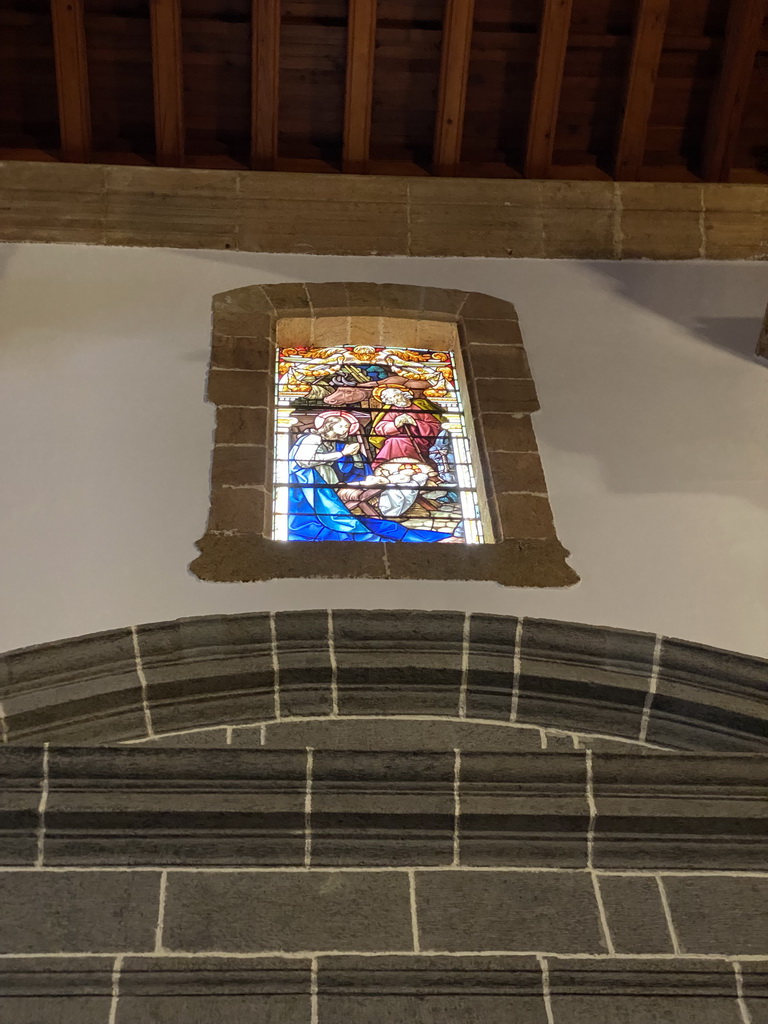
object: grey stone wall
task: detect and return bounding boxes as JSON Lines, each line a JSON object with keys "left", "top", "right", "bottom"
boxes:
{"left": 0, "top": 611, "right": 766, "bottom": 1022}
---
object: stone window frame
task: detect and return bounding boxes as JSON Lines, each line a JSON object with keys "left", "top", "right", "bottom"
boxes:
{"left": 191, "top": 282, "right": 578, "bottom": 586}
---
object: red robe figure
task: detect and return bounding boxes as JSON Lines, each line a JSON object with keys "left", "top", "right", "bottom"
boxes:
{"left": 370, "top": 385, "right": 443, "bottom": 470}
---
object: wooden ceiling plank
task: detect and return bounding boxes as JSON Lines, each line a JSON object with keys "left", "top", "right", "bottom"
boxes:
{"left": 251, "top": 0, "right": 281, "bottom": 170}
{"left": 50, "top": 0, "right": 91, "bottom": 163}
{"left": 150, "top": 0, "right": 184, "bottom": 167}
{"left": 525, "top": 0, "right": 574, "bottom": 179}
{"left": 615, "top": 0, "right": 670, "bottom": 181}
{"left": 343, "top": 0, "right": 378, "bottom": 174}
{"left": 433, "top": 0, "right": 476, "bottom": 175}
{"left": 702, "top": 0, "right": 766, "bottom": 182}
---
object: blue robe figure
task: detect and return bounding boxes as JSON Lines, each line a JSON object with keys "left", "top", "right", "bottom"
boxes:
{"left": 287, "top": 416, "right": 452, "bottom": 543}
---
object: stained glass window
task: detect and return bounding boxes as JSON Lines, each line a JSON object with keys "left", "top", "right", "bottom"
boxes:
{"left": 272, "top": 317, "right": 489, "bottom": 544}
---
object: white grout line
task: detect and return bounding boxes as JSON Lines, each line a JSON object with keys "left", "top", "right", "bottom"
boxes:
{"left": 107, "top": 954, "right": 123, "bottom": 1024}
{"left": 539, "top": 728, "right": 548, "bottom": 750}
{"left": 130, "top": 625, "right": 156, "bottom": 739}
{"left": 311, "top": 957, "right": 319, "bottom": 1024}
{"left": 591, "top": 872, "right": 615, "bottom": 954}
{"left": 260, "top": 724, "right": 267, "bottom": 746}
{"left": 452, "top": 748, "right": 461, "bottom": 867}
{"left": 613, "top": 181, "right": 624, "bottom": 260}
{"left": 509, "top": 618, "right": 524, "bottom": 722}
{"left": 734, "top": 962, "right": 754, "bottom": 1024}
{"left": 656, "top": 875, "right": 682, "bottom": 955}
{"left": 327, "top": 610, "right": 339, "bottom": 717}
{"left": 585, "top": 749, "right": 596, "bottom": 870}
{"left": 0, "top": 701, "right": 8, "bottom": 744}
{"left": 458, "top": 612, "right": 471, "bottom": 718}
{"left": 571, "top": 734, "right": 581, "bottom": 749}
{"left": 409, "top": 870, "right": 421, "bottom": 953}
{"left": 225, "top": 727, "right": 233, "bottom": 746}
{"left": 639, "top": 635, "right": 663, "bottom": 744}
{"left": 269, "top": 612, "right": 281, "bottom": 720}
{"left": 1, "top": 949, "right": 768, "bottom": 961}
{"left": 305, "top": 747, "right": 314, "bottom": 870}
{"left": 538, "top": 955, "right": 556, "bottom": 1024}
{"left": 34, "top": 743, "right": 49, "bottom": 869}
{"left": 698, "top": 185, "right": 707, "bottom": 260}
{"left": 154, "top": 871, "right": 168, "bottom": 953}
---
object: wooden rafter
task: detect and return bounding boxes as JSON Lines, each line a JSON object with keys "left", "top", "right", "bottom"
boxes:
{"left": 702, "top": 0, "right": 766, "bottom": 182}
{"left": 50, "top": 0, "right": 91, "bottom": 163}
{"left": 615, "top": 0, "right": 670, "bottom": 181}
{"left": 251, "top": 0, "right": 281, "bottom": 170}
{"left": 150, "top": 0, "right": 184, "bottom": 167}
{"left": 343, "top": 0, "right": 378, "bottom": 174}
{"left": 525, "top": 0, "right": 573, "bottom": 179}
{"left": 433, "top": 0, "right": 476, "bottom": 175}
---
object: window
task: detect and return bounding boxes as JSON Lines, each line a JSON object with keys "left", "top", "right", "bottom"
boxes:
{"left": 193, "top": 281, "right": 578, "bottom": 586}
{"left": 272, "top": 317, "right": 488, "bottom": 544}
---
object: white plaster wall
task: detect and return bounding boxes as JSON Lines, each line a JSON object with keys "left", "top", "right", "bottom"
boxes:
{"left": 0, "top": 243, "right": 766, "bottom": 657}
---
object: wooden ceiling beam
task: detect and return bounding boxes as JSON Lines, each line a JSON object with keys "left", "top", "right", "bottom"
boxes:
{"left": 615, "top": 0, "right": 670, "bottom": 181}
{"left": 150, "top": 0, "right": 185, "bottom": 167}
{"left": 702, "top": 0, "right": 766, "bottom": 182}
{"left": 343, "top": 0, "right": 378, "bottom": 174}
{"left": 433, "top": 0, "right": 476, "bottom": 175}
{"left": 50, "top": 0, "right": 91, "bottom": 163}
{"left": 251, "top": 0, "right": 281, "bottom": 170}
{"left": 525, "top": 0, "right": 573, "bottom": 179}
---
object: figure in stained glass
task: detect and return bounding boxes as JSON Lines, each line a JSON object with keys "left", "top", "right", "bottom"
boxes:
{"left": 273, "top": 341, "right": 485, "bottom": 544}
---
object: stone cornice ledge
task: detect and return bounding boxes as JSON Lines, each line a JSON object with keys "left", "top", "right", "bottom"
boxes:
{"left": 0, "top": 612, "right": 766, "bottom": 750}
{"left": 1, "top": 162, "right": 766, "bottom": 260}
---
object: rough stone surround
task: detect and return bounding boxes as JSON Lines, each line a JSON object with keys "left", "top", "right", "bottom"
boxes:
{"left": 193, "top": 281, "right": 578, "bottom": 587}
{"left": 2, "top": 161, "right": 768, "bottom": 261}
{"left": 0, "top": 611, "right": 766, "bottom": 750}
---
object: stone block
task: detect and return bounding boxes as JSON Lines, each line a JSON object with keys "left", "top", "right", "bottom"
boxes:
{"left": 207, "top": 369, "right": 270, "bottom": 407}
{"left": 274, "top": 609, "right": 334, "bottom": 717}
{"left": 0, "top": 162, "right": 106, "bottom": 244}
{"left": 0, "top": 748, "right": 43, "bottom": 864}
{"left": 542, "top": 180, "right": 615, "bottom": 258}
{"left": 344, "top": 282, "right": 384, "bottom": 312}
{"left": 469, "top": 344, "right": 531, "bottom": 379}
{"left": 249, "top": 718, "right": 543, "bottom": 752}
{"left": 416, "top": 870, "right": 606, "bottom": 952}
{"left": 333, "top": 609, "right": 465, "bottom": 716}
{"left": 206, "top": 486, "right": 267, "bottom": 534}
{"left": 105, "top": 166, "right": 239, "bottom": 249}
{"left": 598, "top": 875, "right": 675, "bottom": 953}
{"left": 461, "top": 292, "right": 518, "bottom": 320}
{"left": 475, "top": 378, "right": 540, "bottom": 414}
{"left": 646, "top": 638, "right": 768, "bottom": 751}
{"left": 311, "top": 750, "right": 454, "bottom": 866}
{"left": 145, "top": 728, "right": 228, "bottom": 747}
{"left": 317, "top": 955, "right": 549, "bottom": 1024}
{"left": 0, "top": 628, "right": 145, "bottom": 744}
{"left": 703, "top": 183, "right": 768, "bottom": 260}
{"left": 262, "top": 282, "right": 312, "bottom": 313}
{"left": 515, "top": 619, "right": 656, "bottom": 739}
{"left": 239, "top": 173, "right": 409, "bottom": 255}
{"left": 0, "top": 958, "right": 113, "bottom": 1024}
{"left": 304, "top": 281, "right": 351, "bottom": 314}
{"left": 420, "top": 286, "right": 469, "bottom": 316}
{"left": 619, "top": 182, "right": 704, "bottom": 260}
{"left": 211, "top": 446, "right": 268, "bottom": 487}
{"left": 663, "top": 875, "right": 768, "bottom": 955}
{"left": 465, "top": 613, "right": 519, "bottom": 720}
{"left": 489, "top": 452, "right": 547, "bottom": 493}
{"left": 376, "top": 282, "right": 426, "bottom": 316}
{"left": 409, "top": 178, "right": 543, "bottom": 257}
{"left": 116, "top": 957, "right": 312, "bottom": 1024}
{"left": 44, "top": 748, "right": 307, "bottom": 866}
{"left": 592, "top": 754, "right": 768, "bottom": 870}
{"left": 459, "top": 752, "right": 589, "bottom": 866}
{"left": 211, "top": 332, "right": 272, "bottom": 371}
{"left": 163, "top": 871, "right": 413, "bottom": 952}
{"left": 137, "top": 614, "right": 274, "bottom": 734}
{"left": 0, "top": 870, "right": 160, "bottom": 952}
{"left": 480, "top": 413, "right": 538, "bottom": 453}
{"left": 190, "top": 534, "right": 388, "bottom": 582}
{"left": 463, "top": 319, "right": 524, "bottom": 346}
{"left": 496, "top": 493, "right": 556, "bottom": 539}
{"left": 547, "top": 959, "right": 742, "bottom": 1024}
{"left": 215, "top": 406, "right": 269, "bottom": 445}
